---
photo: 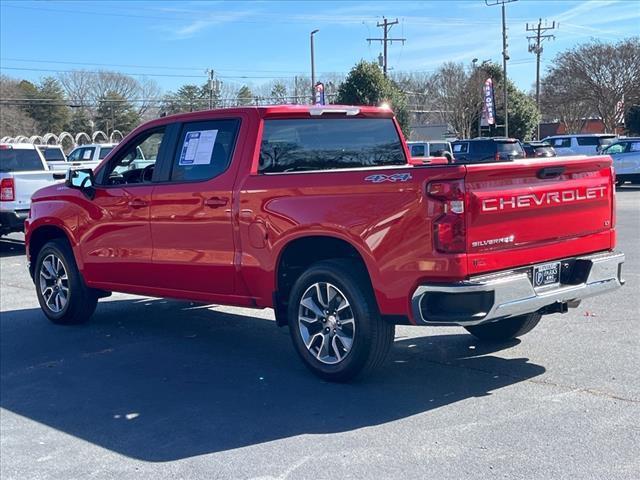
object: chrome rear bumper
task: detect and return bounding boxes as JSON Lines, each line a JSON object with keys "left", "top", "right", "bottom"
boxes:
{"left": 412, "top": 251, "right": 625, "bottom": 326}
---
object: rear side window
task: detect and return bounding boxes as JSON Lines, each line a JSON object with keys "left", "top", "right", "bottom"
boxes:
{"left": 98, "top": 146, "right": 114, "bottom": 159}
{"left": 39, "top": 147, "right": 65, "bottom": 161}
{"left": 411, "top": 145, "right": 426, "bottom": 157}
{"left": 170, "top": 119, "right": 240, "bottom": 182}
{"left": 577, "top": 137, "right": 600, "bottom": 146}
{"left": 259, "top": 118, "right": 405, "bottom": 173}
{"left": 0, "top": 148, "right": 45, "bottom": 172}
{"left": 496, "top": 141, "right": 525, "bottom": 158}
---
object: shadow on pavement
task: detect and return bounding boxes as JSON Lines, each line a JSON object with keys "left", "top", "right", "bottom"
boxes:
{"left": 0, "top": 236, "right": 25, "bottom": 258}
{"left": 0, "top": 298, "right": 545, "bottom": 462}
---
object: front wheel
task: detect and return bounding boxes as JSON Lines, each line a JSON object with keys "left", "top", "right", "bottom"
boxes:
{"left": 35, "top": 239, "right": 98, "bottom": 325}
{"left": 287, "top": 259, "right": 395, "bottom": 382}
{"left": 464, "top": 313, "right": 541, "bottom": 342}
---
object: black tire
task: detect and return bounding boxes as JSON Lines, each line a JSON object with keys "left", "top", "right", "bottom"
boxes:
{"left": 287, "top": 259, "right": 395, "bottom": 382}
{"left": 464, "top": 313, "right": 541, "bottom": 342}
{"left": 35, "top": 239, "right": 98, "bottom": 325}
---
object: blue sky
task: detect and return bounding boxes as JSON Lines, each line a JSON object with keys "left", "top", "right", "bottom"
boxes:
{"left": 1, "top": 0, "right": 638, "bottom": 94}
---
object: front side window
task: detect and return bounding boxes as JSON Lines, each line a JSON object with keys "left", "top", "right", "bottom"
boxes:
{"left": 604, "top": 143, "right": 626, "bottom": 155}
{"left": 170, "top": 119, "right": 239, "bottom": 182}
{"left": 552, "top": 138, "right": 571, "bottom": 148}
{"left": 80, "top": 148, "right": 95, "bottom": 160}
{"left": 630, "top": 142, "right": 640, "bottom": 152}
{"left": 452, "top": 142, "right": 468, "bottom": 154}
{"left": 259, "top": 118, "right": 405, "bottom": 174}
{"left": 429, "top": 142, "right": 450, "bottom": 154}
{"left": 101, "top": 129, "right": 165, "bottom": 185}
{"left": 67, "top": 148, "right": 82, "bottom": 162}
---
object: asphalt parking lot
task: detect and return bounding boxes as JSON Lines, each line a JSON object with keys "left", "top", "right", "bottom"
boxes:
{"left": 1, "top": 188, "right": 638, "bottom": 480}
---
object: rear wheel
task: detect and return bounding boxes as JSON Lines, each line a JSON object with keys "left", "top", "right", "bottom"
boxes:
{"left": 464, "top": 313, "right": 541, "bottom": 342}
{"left": 287, "top": 259, "right": 394, "bottom": 382}
{"left": 35, "top": 239, "right": 98, "bottom": 325}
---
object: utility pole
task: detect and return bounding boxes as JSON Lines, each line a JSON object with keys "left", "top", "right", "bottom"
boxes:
{"left": 310, "top": 29, "right": 319, "bottom": 103}
{"left": 205, "top": 69, "right": 215, "bottom": 109}
{"left": 366, "top": 17, "right": 406, "bottom": 76}
{"left": 526, "top": 18, "right": 556, "bottom": 139}
{"left": 486, "top": 0, "right": 517, "bottom": 137}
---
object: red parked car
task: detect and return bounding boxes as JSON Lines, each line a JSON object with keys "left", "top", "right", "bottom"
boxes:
{"left": 25, "top": 105, "right": 625, "bottom": 381}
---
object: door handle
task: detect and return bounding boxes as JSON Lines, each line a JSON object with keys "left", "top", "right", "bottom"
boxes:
{"left": 204, "top": 197, "right": 228, "bottom": 208}
{"left": 128, "top": 198, "right": 148, "bottom": 208}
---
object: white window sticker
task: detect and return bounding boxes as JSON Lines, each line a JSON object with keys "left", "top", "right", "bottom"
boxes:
{"left": 82, "top": 149, "right": 92, "bottom": 160}
{"left": 179, "top": 129, "right": 218, "bottom": 166}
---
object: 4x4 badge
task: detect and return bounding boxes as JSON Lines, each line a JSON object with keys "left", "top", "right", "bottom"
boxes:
{"left": 365, "top": 173, "right": 412, "bottom": 183}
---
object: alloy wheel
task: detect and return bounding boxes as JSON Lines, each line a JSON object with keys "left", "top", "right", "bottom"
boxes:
{"left": 39, "top": 254, "right": 69, "bottom": 313}
{"left": 298, "top": 282, "right": 356, "bottom": 364}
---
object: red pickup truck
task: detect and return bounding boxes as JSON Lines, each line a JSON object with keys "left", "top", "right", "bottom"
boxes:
{"left": 25, "top": 105, "right": 625, "bottom": 381}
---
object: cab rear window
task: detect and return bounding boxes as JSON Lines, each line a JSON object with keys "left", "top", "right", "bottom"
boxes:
{"left": 259, "top": 118, "right": 405, "bottom": 173}
{"left": 0, "top": 148, "right": 46, "bottom": 172}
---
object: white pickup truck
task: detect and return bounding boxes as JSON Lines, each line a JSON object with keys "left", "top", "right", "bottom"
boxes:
{"left": 44, "top": 143, "right": 117, "bottom": 172}
{"left": 1, "top": 143, "right": 64, "bottom": 236}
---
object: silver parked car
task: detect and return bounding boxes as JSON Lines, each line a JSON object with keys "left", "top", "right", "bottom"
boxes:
{"left": 602, "top": 137, "right": 640, "bottom": 186}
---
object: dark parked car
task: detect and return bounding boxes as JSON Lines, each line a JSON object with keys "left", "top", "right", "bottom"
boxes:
{"left": 522, "top": 141, "right": 556, "bottom": 158}
{"left": 451, "top": 138, "right": 525, "bottom": 163}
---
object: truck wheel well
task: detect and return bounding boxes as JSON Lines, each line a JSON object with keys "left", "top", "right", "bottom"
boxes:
{"left": 274, "top": 236, "right": 371, "bottom": 326}
{"left": 28, "top": 226, "right": 70, "bottom": 277}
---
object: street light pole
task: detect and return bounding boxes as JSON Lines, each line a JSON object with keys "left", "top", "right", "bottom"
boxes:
{"left": 310, "top": 29, "right": 319, "bottom": 103}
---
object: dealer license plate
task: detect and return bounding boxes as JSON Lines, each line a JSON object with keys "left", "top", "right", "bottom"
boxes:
{"left": 533, "top": 262, "right": 560, "bottom": 288}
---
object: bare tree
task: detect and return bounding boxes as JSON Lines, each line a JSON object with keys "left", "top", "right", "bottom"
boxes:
{"left": 540, "top": 69, "right": 592, "bottom": 133}
{"left": 137, "top": 76, "right": 161, "bottom": 119}
{"left": 429, "top": 62, "right": 479, "bottom": 139}
{"left": 545, "top": 38, "right": 640, "bottom": 133}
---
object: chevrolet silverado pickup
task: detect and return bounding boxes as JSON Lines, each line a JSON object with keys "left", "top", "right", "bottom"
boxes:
{"left": 24, "top": 105, "right": 625, "bottom": 381}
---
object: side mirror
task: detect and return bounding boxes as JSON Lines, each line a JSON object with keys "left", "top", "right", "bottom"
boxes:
{"left": 66, "top": 168, "right": 96, "bottom": 199}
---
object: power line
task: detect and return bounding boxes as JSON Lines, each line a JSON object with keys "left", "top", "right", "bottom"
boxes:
{"left": 0, "top": 66, "right": 297, "bottom": 80}
{"left": 366, "top": 17, "right": 406, "bottom": 76}
{"left": 0, "top": 57, "right": 332, "bottom": 75}
{"left": 485, "top": 0, "right": 518, "bottom": 137}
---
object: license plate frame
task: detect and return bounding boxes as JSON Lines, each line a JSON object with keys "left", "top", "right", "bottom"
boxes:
{"left": 533, "top": 261, "right": 561, "bottom": 288}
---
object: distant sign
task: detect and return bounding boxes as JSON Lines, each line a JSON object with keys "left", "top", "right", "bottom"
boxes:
{"left": 482, "top": 78, "right": 496, "bottom": 126}
{"left": 314, "top": 82, "right": 325, "bottom": 106}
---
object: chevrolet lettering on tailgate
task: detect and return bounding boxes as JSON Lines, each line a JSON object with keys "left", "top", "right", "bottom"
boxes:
{"left": 481, "top": 185, "right": 607, "bottom": 212}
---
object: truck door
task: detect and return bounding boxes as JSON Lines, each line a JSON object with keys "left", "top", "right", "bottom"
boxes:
{"left": 149, "top": 118, "right": 242, "bottom": 296}
{"left": 80, "top": 128, "right": 168, "bottom": 287}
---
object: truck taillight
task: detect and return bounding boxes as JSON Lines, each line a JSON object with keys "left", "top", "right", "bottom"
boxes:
{"left": 1, "top": 178, "right": 15, "bottom": 201}
{"left": 427, "top": 179, "right": 466, "bottom": 253}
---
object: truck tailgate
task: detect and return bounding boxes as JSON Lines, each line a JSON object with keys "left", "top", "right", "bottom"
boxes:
{"left": 7, "top": 172, "right": 60, "bottom": 210}
{"left": 465, "top": 156, "right": 614, "bottom": 275}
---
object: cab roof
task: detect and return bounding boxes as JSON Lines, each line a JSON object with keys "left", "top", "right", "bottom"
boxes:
{"left": 156, "top": 104, "right": 395, "bottom": 124}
